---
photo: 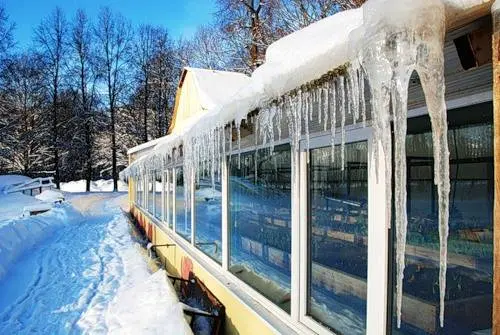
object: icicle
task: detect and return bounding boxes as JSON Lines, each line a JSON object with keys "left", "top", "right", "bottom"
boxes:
{"left": 339, "top": 76, "right": 346, "bottom": 171}
{"left": 317, "top": 89, "right": 323, "bottom": 125}
{"left": 330, "top": 79, "right": 337, "bottom": 162}
{"left": 323, "top": 83, "right": 329, "bottom": 132}
{"left": 301, "top": 89, "right": 310, "bottom": 150}
{"left": 236, "top": 120, "right": 242, "bottom": 169}
{"left": 356, "top": 0, "right": 449, "bottom": 328}
{"left": 276, "top": 101, "right": 283, "bottom": 142}
{"left": 229, "top": 123, "right": 233, "bottom": 159}
{"left": 309, "top": 90, "right": 314, "bottom": 122}
{"left": 359, "top": 68, "right": 367, "bottom": 127}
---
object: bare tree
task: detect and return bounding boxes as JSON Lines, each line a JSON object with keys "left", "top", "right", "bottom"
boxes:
{"left": 148, "top": 27, "right": 176, "bottom": 137}
{"left": 0, "top": 5, "right": 14, "bottom": 60}
{"left": 94, "top": 7, "right": 132, "bottom": 191}
{"left": 35, "top": 7, "right": 68, "bottom": 188}
{"left": 71, "top": 9, "right": 100, "bottom": 191}
{"left": 132, "top": 24, "right": 156, "bottom": 143}
{"left": 0, "top": 53, "right": 50, "bottom": 175}
{"left": 215, "top": 0, "right": 283, "bottom": 71}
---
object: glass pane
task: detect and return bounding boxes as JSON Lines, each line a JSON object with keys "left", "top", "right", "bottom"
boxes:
{"left": 163, "top": 171, "right": 167, "bottom": 222}
{"left": 155, "top": 172, "right": 162, "bottom": 219}
{"left": 229, "top": 144, "right": 292, "bottom": 313}
{"left": 148, "top": 174, "right": 154, "bottom": 214}
{"left": 136, "top": 177, "right": 142, "bottom": 206}
{"left": 392, "top": 118, "right": 494, "bottom": 334}
{"left": 195, "top": 172, "right": 222, "bottom": 263}
{"left": 168, "top": 170, "right": 174, "bottom": 229}
{"left": 175, "top": 168, "right": 192, "bottom": 240}
{"left": 308, "top": 141, "right": 368, "bottom": 334}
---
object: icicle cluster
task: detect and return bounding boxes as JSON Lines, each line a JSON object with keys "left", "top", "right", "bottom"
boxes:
{"left": 121, "top": 0, "right": 451, "bottom": 328}
{"left": 354, "top": 0, "right": 450, "bottom": 328}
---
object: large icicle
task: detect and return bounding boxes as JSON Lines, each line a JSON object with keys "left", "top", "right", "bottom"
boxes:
{"left": 355, "top": 0, "right": 449, "bottom": 328}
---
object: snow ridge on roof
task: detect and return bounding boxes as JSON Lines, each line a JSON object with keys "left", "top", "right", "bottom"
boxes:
{"left": 185, "top": 67, "right": 250, "bottom": 111}
{"left": 124, "top": 0, "right": 494, "bottom": 172}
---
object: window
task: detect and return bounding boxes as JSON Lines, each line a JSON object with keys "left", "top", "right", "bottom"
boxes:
{"left": 195, "top": 171, "right": 222, "bottom": 263}
{"left": 135, "top": 176, "right": 141, "bottom": 206}
{"left": 229, "top": 144, "right": 292, "bottom": 313}
{"left": 175, "top": 168, "right": 192, "bottom": 240}
{"left": 307, "top": 141, "right": 368, "bottom": 334}
{"left": 167, "top": 169, "right": 174, "bottom": 229}
{"left": 154, "top": 171, "right": 162, "bottom": 219}
{"left": 148, "top": 173, "right": 154, "bottom": 214}
{"left": 391, "top": 103, "right": 494, "bottom": 334}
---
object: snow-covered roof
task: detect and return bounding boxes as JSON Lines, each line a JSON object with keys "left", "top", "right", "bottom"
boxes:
{"left": 128, "top": 68, "right": 249, "bottom": 155}
{"left": 185, "top": 67, "right": 250, "bottom": 111}
{"left": 168, "top": 67, "right": 250, "bottom": 134}
{"left": 125, "top": 0, "right": 495, "bottom": 169}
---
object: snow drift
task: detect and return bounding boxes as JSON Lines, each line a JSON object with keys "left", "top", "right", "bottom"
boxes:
{"left": 0, "top": 203, "right": 83, "bottom": 280}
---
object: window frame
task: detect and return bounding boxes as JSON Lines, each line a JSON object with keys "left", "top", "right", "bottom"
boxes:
{"left": 297, "top": 125, "right": 386, "bottom": 335}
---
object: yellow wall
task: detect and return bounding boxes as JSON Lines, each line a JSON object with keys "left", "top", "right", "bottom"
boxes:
{"left": 130, "top": 205, "right": 276, "bottom": 335}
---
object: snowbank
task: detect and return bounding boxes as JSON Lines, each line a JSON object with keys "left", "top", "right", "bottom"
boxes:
{"left": 35, "top": 189, "right": 65, "bottom": 203}
{"left": 0, "top": 192, "right": 42, "bottom": 221}
{"left": 105, "top": 269, "right": 192, "bottom": 335}
{"left": 0, "top": 175, "right": 32, "bottom": 193}
{"left": 60, "top": 179, "right": 128, "bottom": 193}
{"left": 0, "top": 203, "right": 83, "bottom": 280}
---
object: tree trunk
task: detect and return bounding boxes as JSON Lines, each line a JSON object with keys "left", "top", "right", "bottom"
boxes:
{"left": 111, "top": 104, "right": 118, "bottom": 192}
{"left": 85, "top": 122, "right": 92, "bottom": 192}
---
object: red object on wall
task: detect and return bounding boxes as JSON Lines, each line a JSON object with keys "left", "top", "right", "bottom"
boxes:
{"left": 181, "top": 256, "right": 193, "bottom": 280}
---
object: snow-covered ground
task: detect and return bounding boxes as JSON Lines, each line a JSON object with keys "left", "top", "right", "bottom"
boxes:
{"left": 60, "top": 179, "right": 128, "bottom": 193}
{"left": 0, "top": 189, "right": 191, "bottom": 334}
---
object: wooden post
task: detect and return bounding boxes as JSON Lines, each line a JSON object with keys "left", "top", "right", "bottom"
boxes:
{"left": 493, "top": 1, "right": 499, "bottom": 334}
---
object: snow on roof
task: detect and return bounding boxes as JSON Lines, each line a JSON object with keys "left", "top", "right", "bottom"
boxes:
{"left": 151, "top": 8, "right": 362, "bottom": 154}
{"left": 127, "top": 137, "right": 163, "bottom": 155}
{"left": 492, "top": 0, "right": 499, "bottom": 11}
{"left": 128, "top": 68, "right": 249, "bottom": 155}
{"left": 443, "top": 0, "right": 494, "bottom": 28}
{"left": 185, "top": 67, "right": 250, "bottom": 111}
{"left": 124, "top": 0, "right": 494, "bottom": 173}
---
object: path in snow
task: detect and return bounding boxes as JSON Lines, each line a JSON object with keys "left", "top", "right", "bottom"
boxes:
{"left": 0, "top": 192, "right": 191, "bottom": 334}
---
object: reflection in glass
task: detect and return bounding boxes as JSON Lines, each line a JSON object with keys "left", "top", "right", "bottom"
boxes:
{"left": 136, "top": 176, "right": 143, "bottom": 207}
{"left": 148, "top": 173, "right": 154, "bottom": 214}
{"left": 167, "top": 170, "right": 174, "bottom": 229}
{"left": 175, "top": 168, "right": 192, "bottom": 241}
{"left": 155, "top": 171, "right": 162, "bottom": 219}
{"left": 229, "top": 144, "right": 292, "bottom": 313}
{"left": 195, "top": 172, "right": 222, "bottom": 263}
{"left": 308, "top": 141, "right": 368, "bottom": 334}
{"left": 392, "top": 116, "right": 494, "bottom": 334}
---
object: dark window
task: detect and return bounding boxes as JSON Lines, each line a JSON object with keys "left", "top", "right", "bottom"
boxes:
{"left": 194, "top": 172, "right": 222, "bottom": 263}
{"left": 229, "top": 144, "right": 292, "bottom": 313}
{"left": 391, "top": 103, "right": 494, "bottom": 334}
{"left": 175, "top": 168, "right": 192, "bottom": 241}
{"left": 307, "top": 141, "right": 368, "bottom": 334}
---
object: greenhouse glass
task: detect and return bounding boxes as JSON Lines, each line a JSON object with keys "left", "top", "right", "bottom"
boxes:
{"left": 154, "top": 171, "right": 162, "bottom": 219}
{"left": 307, "top": 141, "right": 368, "bottom": 334}
{"left": 175, "top": 168, "right": 192, "bottom": 241}
{"left": 135, "top": 177, "right": 142, "bottom": 207}
{"left": 148, "top": 174, "right": 154, "bottom": 214}
{"left": 391, "top": 104, "right": 494, "bottom": 334}
{"left": 194, "top": 172, "right": 222, "bottom": 263}
{"left": 167, "top": 169, "right": 174, "bottom": 229}
{"left": 229, "top": 144, "right": 292, "bottom": 313}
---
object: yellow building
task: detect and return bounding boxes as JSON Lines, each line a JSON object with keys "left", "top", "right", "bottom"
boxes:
{"left": 122, "top": 1, "right": 499, "bottom": 334}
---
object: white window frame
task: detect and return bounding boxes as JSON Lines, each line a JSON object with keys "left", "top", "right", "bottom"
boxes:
{"left": 172, "top": 167, "right": 177, "bottom": 234}
{"left": 297, "top": 125, "right": 389, "bottom": 335}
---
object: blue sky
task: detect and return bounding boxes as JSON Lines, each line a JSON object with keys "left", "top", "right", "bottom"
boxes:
{"left": 3, "top": 0, "right": 217, "bottom": 50}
